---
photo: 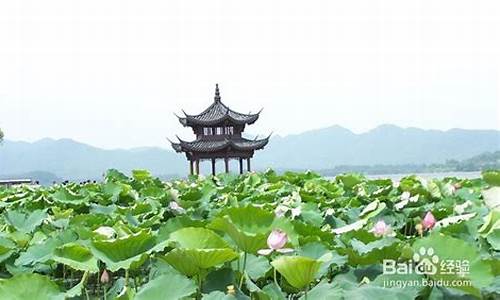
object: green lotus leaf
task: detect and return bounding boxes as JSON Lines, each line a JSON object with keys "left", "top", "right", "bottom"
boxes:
{"left": 412, "top": 232, "right": 494, "bottom": 297}
{"left": 162, "top": 227, "right": 238, "bottom": 276}
{"left": 209, "top": 206, "right": 274, "bottom": 253}
{"left": 105, "top": 169, "right": 129, "bottom": 182}
{"left": 90, "top": 230, "right": 156, "bottom": 272}
{"left": 163, "top": 248, "right": 238, "bottom": 277}
{"left": 132, "top": 169, "right": 152, "bottom": 181}
{"left": 65, "top": 271, "right": 89, "bottom": 298}
{"left": 168, "top": 227, "right": 231, "bottom": 249}
{"left": 5, "top": 209, "right": 47, "bottom": 233}
{"left": 299, "top": 280, "right": 343, "bottom": 300}
{"left": 0, "top": 273, "right": 64, "bottom": 300}
{"left": 485, "top": 229, "right": 500, "bottom": 250}
{"left": 298, "top": 242, "right": 347, "bottom": 278}
{"left": 15, "top": 230, "right": 78, "bottom": 266}
{"left": 135, "top": 272, "right": 197, "bottom": 300}
{"left": 0, "top": 237, "right": 16, "bottom": 263}
{"left": 51, "top": 189, "right": 89, "bottom": 205}
{"left": 202, "top": 291, "right": 238, "bottom": 300}
{"left": 232, "top": 253, "right": 271, "bottom": 281}
{"left": 271, "top": 256, "right": 322, "bottom": 289}
{"left": 336, "top": 174, "right": 364, "bottom": 189}
{"left": 478, "top": 209, "right": 500, "bottom": 237}
{"left": 483, "top": 170, "right": 500, "bottom": 187}
{"left": 483, "top": 187, "right": 500, "bottom": 209}
{"left": 53, "top": 243, "right": 99, "bottom": 273}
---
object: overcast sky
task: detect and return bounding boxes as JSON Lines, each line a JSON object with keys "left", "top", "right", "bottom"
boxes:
{"left": 0, "top": 0, "right": 499, "bottom": 149}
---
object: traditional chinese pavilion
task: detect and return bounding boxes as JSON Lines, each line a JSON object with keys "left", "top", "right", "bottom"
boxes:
{"left": 171, "top": 84, "right": 269, "bottom": 175}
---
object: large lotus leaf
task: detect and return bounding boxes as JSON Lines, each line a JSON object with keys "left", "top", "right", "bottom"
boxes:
{"left": 232, "top": 253, "right": 271, "bottom": 281}
{"left": 51, "top": 189, "right": 89, "bottom": 205}
{"left": 483, "top": 170, "right": 500, "bottom": 187}
{"left": 0, "top": 273, "right": 64, "bottom": 300}
{"left": 162, "top": 228, "right": 238, "bottom": 276}
{"left": 15, "top": 230, "right": 78, "bottom": 266}
{"left": 0, "top": 237, "right": 16, "bottom": 263}
{"left": 336, "top": 174, "right": 364, "bottom": 189}
{"left": 345, "top": 237, "right": 401, "bottom": 266}
{"left": 298, "top": 242, "right": 347, "bottom": 278}
{"left": 53, "top": 243, "right": 99, "bottom": 272}
{"left": 134, "top": 273, "right": 197, "bottom": 300}
{"left": 65, "top": 271, "right": 89, "bottom": 298}
{"left": 168, "top": 227, "right": 231, "bottom": 249}
{"left": 105, "top": 169, "right": 129, "bottom": 182}
{"left": 412, "top": 233, "right": 494, "bottom": 297}
{"left": 157, "top": 216, "right": 206, "bottom": 241}
{"left": 202, "top": 291, "right": 236, "bottom": 299}
{"left": 478, "top": 209, "right": 500, "bottom": 237}
{"left": 163, "top": 249, "right": 238, "bottom": 277}
{"left": 132, "top": 169, "right": 152, "bottom": 181}
{"left": 271, "top": 256, "right": 322, "bottom": 289}
{"left": 209, "top": 206, "right": 274, "bottom": 253}
{"left": 299, "top": 280, "right": 343, "bottom": 300}
{"left": 91, "top": 231, "right": 156, "bottom": 271}
{"left": 5, "top": 209, "right": 47, "bottom": 233}
{"left": 483, "top": 187, "right": 500, "bottom": 209}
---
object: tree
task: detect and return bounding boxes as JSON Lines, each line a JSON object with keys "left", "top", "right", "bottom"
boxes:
{"left": 0, "top": 128, "right": 3, "bottom": 142}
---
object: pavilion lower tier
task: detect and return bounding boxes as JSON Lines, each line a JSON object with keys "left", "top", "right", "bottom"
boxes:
{"left": 188, "top": 157, "right": 252, "bottom": 175}
{"left": 185, "top": 152, "right": 254, "bottom": 176}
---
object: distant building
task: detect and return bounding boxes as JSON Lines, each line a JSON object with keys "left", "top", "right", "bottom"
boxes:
{"left": 171, "top": 84, "right": 269, "bottom": 175}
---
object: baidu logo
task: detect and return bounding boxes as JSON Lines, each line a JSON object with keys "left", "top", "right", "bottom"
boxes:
{"left": 413, "top": 247, "right": 439, "bottom": 275}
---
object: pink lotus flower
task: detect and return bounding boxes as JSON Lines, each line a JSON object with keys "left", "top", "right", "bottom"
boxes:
{"left": 100, "top": 269, "right": 110, "bottom": 284}
{"left": 371, "top": 220, "right": 394, "bottom": 237}
{"left": 422, "top": 211, "right": 436, "bottom": 230}
{"left": 257, "top": 229, "right": 294, "bottom": 256}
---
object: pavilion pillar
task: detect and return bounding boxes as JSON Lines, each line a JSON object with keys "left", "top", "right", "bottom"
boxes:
{"left": 189, "top": 160, "right": 194, "bottom": 175}
{"left": 211, "top": 159, "right": 216, "bottom": 176}
{"left": 224, "top": 157, "right": 229, "bottom": 173}
{"left": 247, "top": 158, "right": 251, "bottom": 172}
{"left": 239, "top": 158, "right": 243, "bottom": 174}
{"left": 195, "top": 159, "right": 200, "bottom": 175}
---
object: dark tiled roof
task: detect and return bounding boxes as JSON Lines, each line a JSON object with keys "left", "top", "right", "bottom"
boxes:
{"left": 171, "top": 136, "right": 269, "bottom": 153}
{"left": 178, "top": 84, "right": 261, "bottom": 126}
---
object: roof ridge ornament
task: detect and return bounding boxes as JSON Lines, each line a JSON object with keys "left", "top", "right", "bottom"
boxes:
{"left": 214, "top": 83, "right": 221, "bottom": 102}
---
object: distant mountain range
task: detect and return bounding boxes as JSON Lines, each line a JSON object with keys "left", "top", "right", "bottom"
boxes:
{"left": 1, "top": 124, "right": 499, "bottom": 182}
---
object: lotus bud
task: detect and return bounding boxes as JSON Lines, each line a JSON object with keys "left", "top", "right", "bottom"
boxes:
{"left": 226, "top": 285, "right": 236, "bottom": 295}
{"left": 257, "top": 229, "right": 294, "bottom": 256}
{"left": 267, "top": 229, "right": 288, "bottom": 250}
{"left": 100, "top": 269, "right": 110, "bottom": 284}
{"left": 415, "top": 223, "right": 423, "bottom": 236}
{"left": 422, "top": 212, "right": 436, "bottom": 230}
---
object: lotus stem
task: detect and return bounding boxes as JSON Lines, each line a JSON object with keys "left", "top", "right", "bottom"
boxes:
{"left": 273, "top": 268, "right": 278, "bottom": 287}
{"left": 125, "top": 270, "right": 129, "bottom": 287}
{"left": 238, "top": 252, "right": 248, "bottom": 289}
{"left": 197, "top": 274, "right": 203, "bottom": 300}
{"left": 304, "top": 285, "right": 309, "bottom": 300}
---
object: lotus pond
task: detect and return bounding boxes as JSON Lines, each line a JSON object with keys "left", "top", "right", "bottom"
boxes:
{"left": 0, "top": 169, "right": 499, "bottom": 299}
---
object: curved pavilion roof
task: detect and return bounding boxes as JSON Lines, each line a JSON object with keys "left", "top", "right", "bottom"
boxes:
{"left": 171, "top": 136, "right": 270, "bottom": 153}
{"left": 178, "top": 84, "right": 261, "bottom": 127}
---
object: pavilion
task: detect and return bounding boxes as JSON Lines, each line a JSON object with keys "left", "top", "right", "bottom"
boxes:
{"left": 170, "top": 84, "right": 269, "bottom": 175}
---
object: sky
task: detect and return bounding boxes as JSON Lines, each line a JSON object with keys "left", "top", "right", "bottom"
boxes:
{"left": 0, "top": 0, "right": 499, "bottom": 149}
